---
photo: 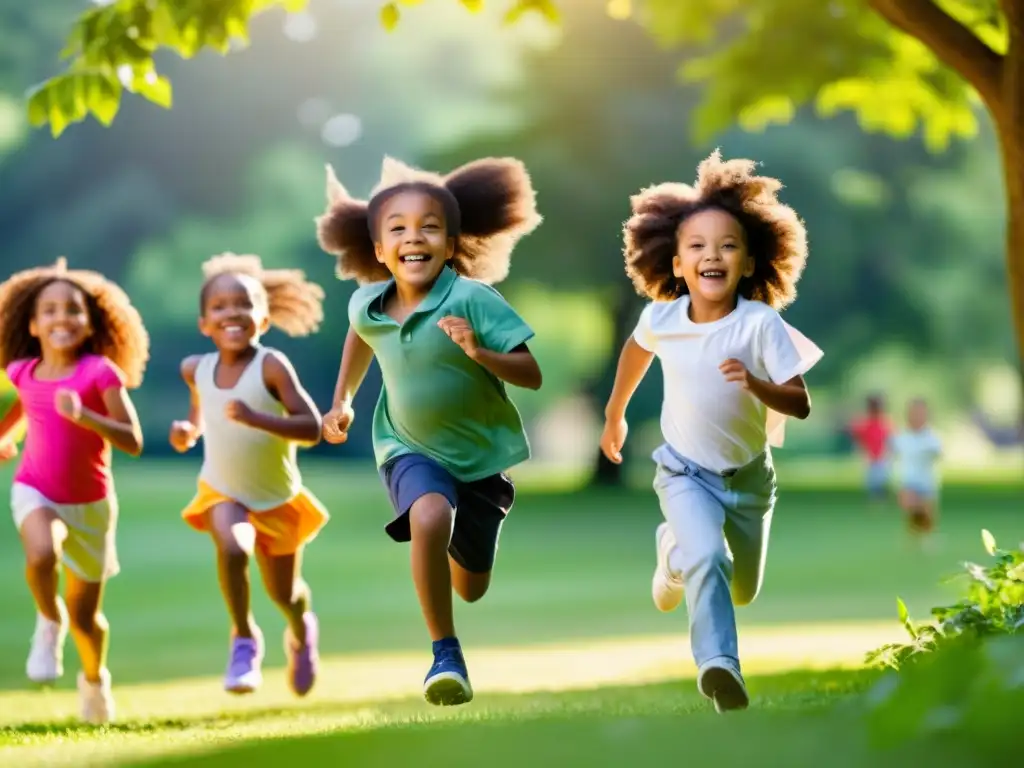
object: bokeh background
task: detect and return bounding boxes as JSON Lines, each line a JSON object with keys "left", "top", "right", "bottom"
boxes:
{"left": 0, "top": 3, "right": 1021, "bottom": 761}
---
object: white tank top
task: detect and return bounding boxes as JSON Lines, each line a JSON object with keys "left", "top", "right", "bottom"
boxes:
{"left": 195, "top": 346, "right": 301, "bottom": 510}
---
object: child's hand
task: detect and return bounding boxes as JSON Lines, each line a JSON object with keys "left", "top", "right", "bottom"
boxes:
{"left": 600, "top": 418, "right": 629, "bottom": 464}
{"left": 719, "top": 359, "right": 752, "bottom": 390}
{"left": 437, "top": 316, "right": 479, "bottom": 359}
{"left": 169, "top": 420, "right": 199, "bottom": 453}
{"left": 225, "top": 400, "right": 255, "bottom": 425}
{"left": 54, "top": 388, "right": 82, "bottom": 422}
{"left": 0, "top": 441, "right": 18, "bottom": 462}
{"left": 322, "top": 403, "right": 354, "bottom": 444}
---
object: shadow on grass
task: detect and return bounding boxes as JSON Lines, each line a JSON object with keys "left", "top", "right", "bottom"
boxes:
{"left": 9, "top": 668, "right": 983, "bottom": 767}
{"left": 112, "top": 668, "right": 980, "bottom": 768}
{"left": 1, "top": 668, "right": 876, "bottom": 740}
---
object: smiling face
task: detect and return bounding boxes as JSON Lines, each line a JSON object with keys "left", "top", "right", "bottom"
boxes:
{"left": 29, "top": 280, "right": 93, "bottom": 357}
{"left": 198, "top": 273, "right": 271, "bottom": 352}
{"left": 373, "top": 189, "right": 455, "bottom": 293}
{"left": 673, "top": 208, "right": 754, "bottom": 318}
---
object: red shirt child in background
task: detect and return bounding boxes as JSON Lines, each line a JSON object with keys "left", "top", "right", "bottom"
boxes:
{"left": 849, "top": 394, "right": 892, "bottom": 502}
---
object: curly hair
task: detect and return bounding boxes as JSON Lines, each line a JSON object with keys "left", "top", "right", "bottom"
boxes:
{"left": 623, "top": 149, "right": 808, "bottom": 309}
{"left": 200, "top": 253, "right": 325, "bottom": 337}
{"left": 316, "top": 155, "right": 542, "bottom": 286}
{"left": 0, "top": 257, "right": 149, "bottom": 388}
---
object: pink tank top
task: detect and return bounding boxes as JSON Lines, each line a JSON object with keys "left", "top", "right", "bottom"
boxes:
{"left": 6, "top": 354, "right": 125, "bottom": 504}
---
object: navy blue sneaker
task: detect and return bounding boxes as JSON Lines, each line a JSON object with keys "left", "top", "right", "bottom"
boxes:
{"left": 424, "top": 637, "right": 473, "bottom": 706}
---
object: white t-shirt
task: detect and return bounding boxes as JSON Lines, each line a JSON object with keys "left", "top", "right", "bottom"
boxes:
{"left": 633, "top": 296, "right": 822, "bottom": 473}
{"left": 890, "top": 428, "right": 942, "bottom": 489}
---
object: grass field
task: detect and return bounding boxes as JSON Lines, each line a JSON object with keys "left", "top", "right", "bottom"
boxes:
{"left": 0, "top": 458, "right": 1020, "bottom": 766}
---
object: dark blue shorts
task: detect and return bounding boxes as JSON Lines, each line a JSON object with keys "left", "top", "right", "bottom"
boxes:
{"left": 380, "top": 453, "right": 515, "bottom": 574}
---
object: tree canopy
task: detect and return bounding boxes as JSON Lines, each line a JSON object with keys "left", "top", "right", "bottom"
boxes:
{"left": 28, "top": 1, "right": 1008, "bottom": 146}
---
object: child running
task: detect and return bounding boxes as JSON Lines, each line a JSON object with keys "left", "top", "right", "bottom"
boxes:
{"left": 599, "top": 151, "right": 822, "bottom": 713}
{"left": 316, "top": 156, "right": 542, "bottom": 706}
{"left": 891, "top": 398, "right": 942, "bottom": 545}
{"left": 0, "top": 257, "right": 149, "bottom": 724}
{"left": 170, "top": 253, "right": 328, "bottom": 697}
{"left": 848, "top": 394, "right": 893, "bottom": 504}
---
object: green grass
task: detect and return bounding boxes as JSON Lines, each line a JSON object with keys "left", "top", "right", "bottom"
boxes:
{"left": 0, "top": 459, "right": 1019, "bottom": 765}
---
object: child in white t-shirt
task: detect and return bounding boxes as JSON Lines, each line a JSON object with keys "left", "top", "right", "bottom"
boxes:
{"left": 600, "top": 151, "right": 822, "bottom": 713}
{"left": 891, "top": 398, "right": 942, "bottom": 542}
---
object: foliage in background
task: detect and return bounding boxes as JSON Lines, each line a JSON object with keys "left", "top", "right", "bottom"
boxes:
{"left": 38, "top": 0, "right": 1008, "bottom": 148}
{"left": 866, "top": 530, "right": 1024, "bottom": 671}
{"left": 864, "top": 632, "right": 1024, "bottom": 760}
{"left": 861, "top": 525, "right": 1024, "bottom": 759}
{"left": 27, "top": 0, "right": 311, "bottom": 137}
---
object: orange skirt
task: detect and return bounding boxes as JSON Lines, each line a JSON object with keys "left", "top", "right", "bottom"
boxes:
{"left": 182, "top": 481, "right": 329, "bottom": 556}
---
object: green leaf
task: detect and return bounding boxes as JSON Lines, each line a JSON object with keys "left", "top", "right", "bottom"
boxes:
{"left": 897, "top": 596, "right": 918, "bottom": 639}
{"left": 133, "top": 71, "right": 172, "bottom": 109}
{"left": 87, "top": 72, "right": 123, "bottom": 126}
{"left": 981, "top": 529, "right": 997, "bottom": 555}
{"left": 380, "top": 2, "right": 400, "bottom": 31}
{"left": 25, "top": 84, "right": 50, "bottom": 128}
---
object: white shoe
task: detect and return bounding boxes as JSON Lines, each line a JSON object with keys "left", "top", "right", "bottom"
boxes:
{"left": 78, "top": 668, "right": 115, "bottom": 725}
{"left": 652, "top": 523, "right": 684, "bottom": 612}
{"left": 26, "top": 598, "right": 68, "bottom": 684}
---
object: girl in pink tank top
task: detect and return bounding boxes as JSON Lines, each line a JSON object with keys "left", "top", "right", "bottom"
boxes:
{"left": 0, "top": 258, "right": 149, "bottom": 725}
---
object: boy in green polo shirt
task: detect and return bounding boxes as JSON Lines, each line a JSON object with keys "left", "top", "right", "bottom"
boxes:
{"left": 316, "top": 156, "right": 543, "bottom": 706}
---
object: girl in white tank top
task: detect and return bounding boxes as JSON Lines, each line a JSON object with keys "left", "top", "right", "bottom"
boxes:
{"left": 169, "top": 253, "right": 328, "bottom": 700}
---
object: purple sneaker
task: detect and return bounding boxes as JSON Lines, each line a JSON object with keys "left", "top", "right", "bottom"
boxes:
{"left": 285, "top": 612, "right": 319, "bottom": 697}
{"left": 224, "top": 629, "right": 264, "bottom": 695}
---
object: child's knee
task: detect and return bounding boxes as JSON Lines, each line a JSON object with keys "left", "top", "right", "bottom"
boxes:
{"left": 68, "top": 602, "right": 105, "bottom": 634}
{"left": 452, "top": 569, "right": 490, "bottom": 603}
{"left": 24, "top": 545, "right": 58, "bottom": 573}
{"left": 217, "top": 543, "right": 250, "bottom": 567}
{"left": 685, "top": 547, "right": 731, "bottom": 582}
{"left": 409, "top": 494, "right": 454, "bottom": 538}
{"left": 730, "top": 579, "right": 761, "bottom": 607}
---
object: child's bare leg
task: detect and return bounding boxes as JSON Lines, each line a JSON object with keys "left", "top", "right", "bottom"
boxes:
{"left": 257, "top": 548, "right": 319, "bottom": 697}
{"left": 64, "top": 572, "right": 107, "bottom": 682}
{"left": 20, "top": 507, "right": 65, "bottom": 621}
{"left": 255, "top": 549, "right": 309, "bottom": 642}
{"left": 449, "top": 558, "right": 490, "bottom": 603}
{"left": 65, "top": 570, "right": 114, "bottom": 722}
{"left": 208, "top": 502, "right": 257, "bottom": 638}
{"left": 408, "top": 493, "right": 455, "bottom": 641}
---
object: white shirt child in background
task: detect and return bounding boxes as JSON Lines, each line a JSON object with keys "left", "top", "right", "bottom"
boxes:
{"left": 891, "top": 398, "right": 942, "bottom": 546}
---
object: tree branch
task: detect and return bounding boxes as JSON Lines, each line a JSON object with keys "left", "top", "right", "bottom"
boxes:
{"left": 869, "top": 0, "right": 1003, "bottom": 107}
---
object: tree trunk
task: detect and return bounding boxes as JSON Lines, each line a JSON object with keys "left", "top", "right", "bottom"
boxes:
{"left": 999, "top": 3, "right": 1024, "bottom": 393}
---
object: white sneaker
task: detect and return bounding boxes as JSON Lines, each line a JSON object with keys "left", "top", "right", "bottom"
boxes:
{"left": 26, "top": 598, "right": 68, "bottom": 684}
{"left": 78, "top": 668, "right": 115, "bottom": 725}
{"left": 652, "top": 522, "right": 684, "bottom": 612}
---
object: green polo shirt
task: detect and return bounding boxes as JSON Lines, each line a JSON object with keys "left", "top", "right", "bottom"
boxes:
{"left": 349, "top": 266, "right": 535, "bottom": 482}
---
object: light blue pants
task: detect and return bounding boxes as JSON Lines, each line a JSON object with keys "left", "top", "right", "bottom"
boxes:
{"left": 652, "top": 443, "right": 777, "bottom": 672}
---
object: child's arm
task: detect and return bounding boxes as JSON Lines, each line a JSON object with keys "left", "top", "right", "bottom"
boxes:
{"left": 0, "top": 399, "right": 24, "bottom": 444}
{"left": 0, "top": 400, "right": 24, "bottom": 461}
{"left": 170, "top": 356, "right": 203, "bottom": 453}
{"left": 472, "top": 344, "right": 542, "bottom": 391}
{"left": 438, "top": 315, "right": 542, "bottom": 390}
{"left": 721, "top": 362, "right": 812, "bottom": 420}
{"left": 323, "top": 326, "right": 375, "bottom": 444}
{"left": 56, "top": 386, "right": 144, "bottom": 456}
{"left": 600, "top": 337, "right": 655, "bottom": 463}
{"left": 225, "top": 352, "right": 322, "bottom": 445}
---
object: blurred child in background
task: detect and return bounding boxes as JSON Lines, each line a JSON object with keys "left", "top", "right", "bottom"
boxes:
{"left": 891, "top": 398, "right": 942, "bottom": 547}
{"left": 848, "top": 394, "right": 892, "bottom": 505}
